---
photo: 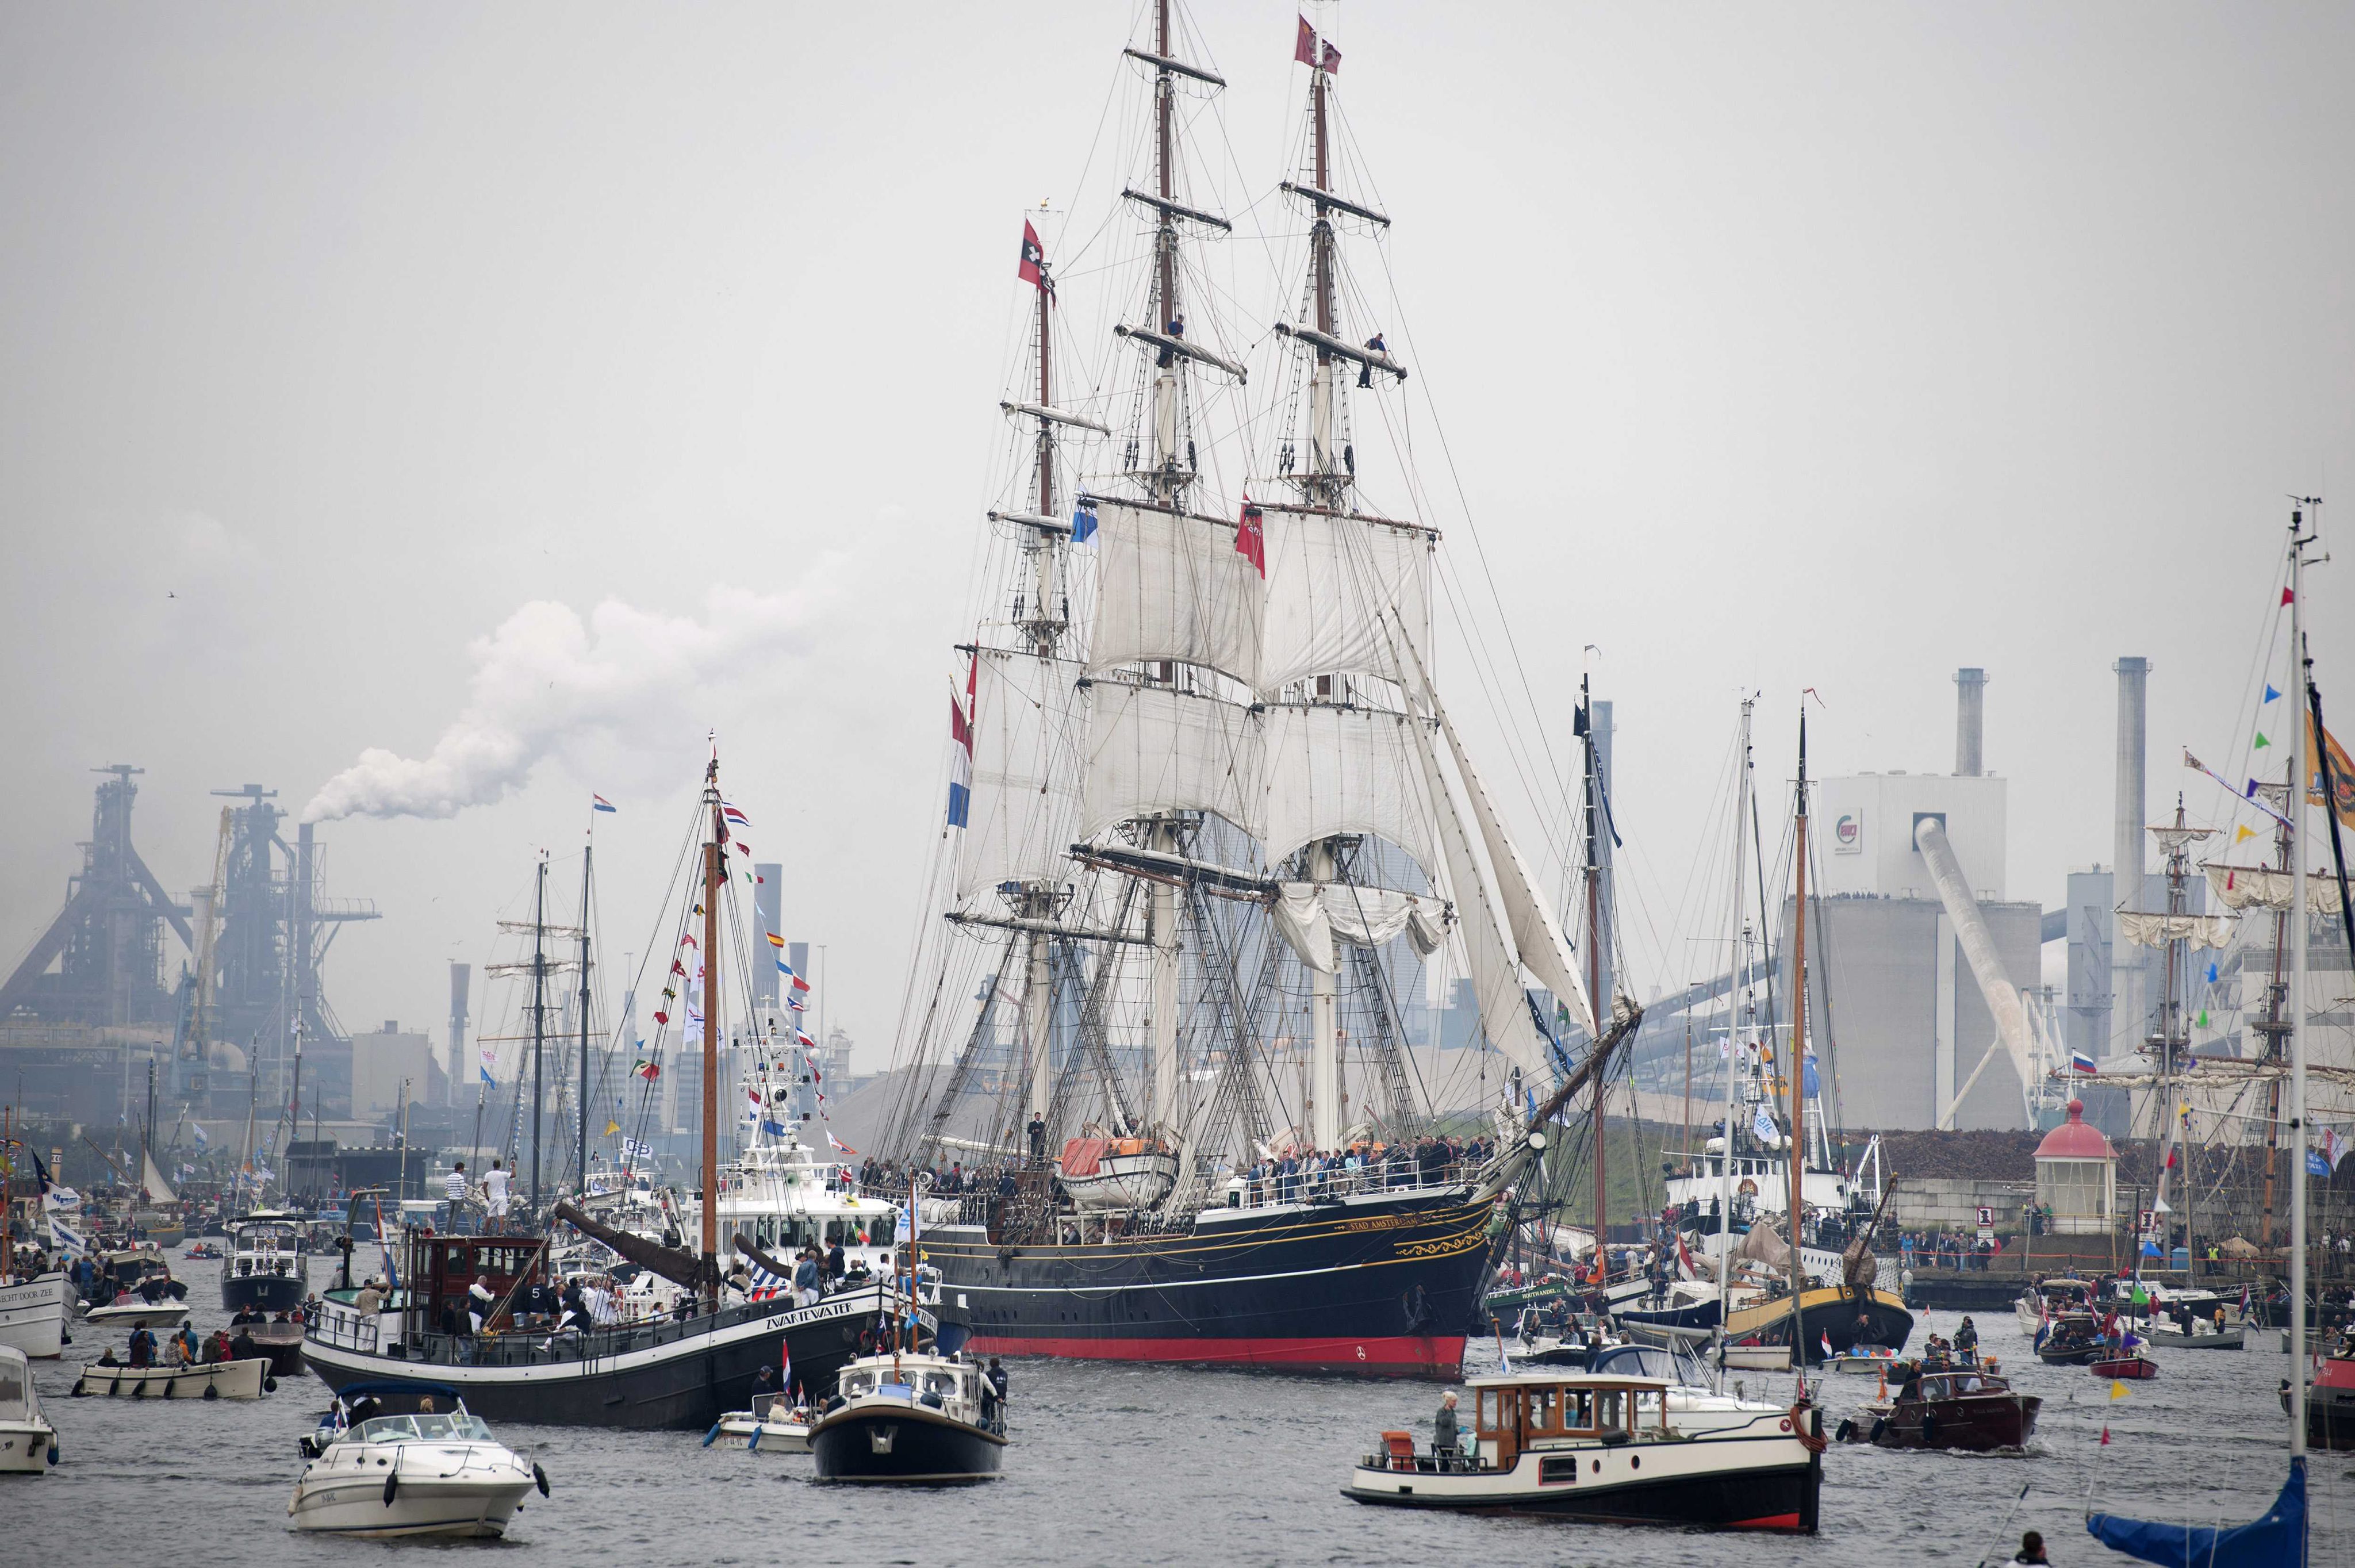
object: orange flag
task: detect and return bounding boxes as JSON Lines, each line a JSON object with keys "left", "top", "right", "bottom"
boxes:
{"left": 2310, "top": 714, "right": 2355, "bottom": 827}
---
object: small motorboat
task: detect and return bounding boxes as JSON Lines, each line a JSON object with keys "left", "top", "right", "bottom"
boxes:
{"left": 1720, "top": 1341, "right": 1793, "bottom": 1372}
{"left": 73, "top": 1355, "right": 274, "bottom": 1400}
{"left": 244, "top": 1320, "right": 309, "bottom": 1378}
{"left": 222, "top": 1215, "right": 308, "bottom": 1314}
{"left": 1839, "top": 1364, "right": 2041, "bottom": 1451}
{"left": 2014, "top": 1275, "right": 2100, "bottom": 1336}
{"left": 2284, "top": 1337, "right": 2355, "bottom": 1450}
{"left": 2092, "top": 1354, "right": 2160, "bottom": 1381}
{"left": 183, "top": 1243, "right": 223, "bottom": 1261}
{"left": 1342, "top": 1370, "right": 1823, "bottom": 1532}
{"left": 707, "top": 1391, "right": 815, "bottom": 1453}
{"left": 2035, "top": 1315, "right": 2104, "bottom": 1366}
{"left": 83, "top": 1299, "right": 191, "bottom": 1331}
{"left": 1824, "top": 1345, "right": 1903, "bottom": 1375}
{"left": 2143, "top": 1322, "right": 2245, "bottom": 1351}
{"left": 808, "top": 1352, "right": 1006, "bottom": 1483}
{"left": 290, "top": 1383, "right": 546, "bottom": 1538}
{"left": 0, "top": 1345, "right": 60, "bottom": 1473}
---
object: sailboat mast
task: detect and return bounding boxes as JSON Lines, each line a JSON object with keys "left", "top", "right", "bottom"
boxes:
{"left": 701, "top": 757, "right": 723, "bottom": 1289}
{"left": 1582, "top": 673, "right": 1606, "bottom": 1255}
{"left": 1717, "top": 699, "right": 1753, "bottom": 1360}
{"left": 578, "top": 842, "right": 593, "bottom": 1195}
{"left": 1786, "top": 707, "right": 1811, "bottom": 1346}
{"left": 2287, "top": 500, "right": 2315, "bottom": 1458}
{"left": 531, "top": 854, "right": 546, "bottom": 1209}
{"left": 1149, "top": 0, "right": 1182, "bottom": 506}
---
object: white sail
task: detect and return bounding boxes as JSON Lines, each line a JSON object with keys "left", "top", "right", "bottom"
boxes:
{"left": 1404, "top": 700, "right": 1554, "bottom": 1086}
{"left": 957, "top": 650, "right": 1090, "bottom": 902}
{"left": 1271, "top": 883, "right": 1445, "bottom": 974}
{"left": 1435, "top": 699, "right": 1599, "bottom": 1037}
{"left": 1256, "top": 507, "right": 1432, "bottom": 699}
{"left": 1259, "top": 703, "right": 1436, "bottom": 875}
{"left": 1080, "top": 680, "right": 1264, "bottom": 842}
{"left": 1087, "top": 500, "right": 1263, "bottom": 687}
{"left": 141, "top": 1149, "right": 178, "bottom": 1205}
{"left": 2116, "top": 910, "right": 2235, "bottom": 949}
{"left": 2203, "top": 862, "right": 2340, "bottom": 914}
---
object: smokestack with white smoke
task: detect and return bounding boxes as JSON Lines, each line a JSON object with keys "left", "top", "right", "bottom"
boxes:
{"left": 303, "top": 581, "right": 834, "bottom": 823}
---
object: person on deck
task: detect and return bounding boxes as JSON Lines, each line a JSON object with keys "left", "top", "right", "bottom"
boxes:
{"left": 1955, "top": 1317, "right": 1980, "bottom": 1361}
{"left": 1433, "top": 1390, "right": 1460, "bottom": 1461}
{"left": 484, "top": 1160, "right": 511, "bottom": 1232}
{"left": 229, "top": 1324, "right": 260, "bottom": 1362}
{"left": 1358, "top": 331, "right": 1386, "bottom": 388}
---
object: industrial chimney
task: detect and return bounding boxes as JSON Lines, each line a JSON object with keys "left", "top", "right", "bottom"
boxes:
{"left": 1954, "top": 668, "right": 1986, "bottom": 776}
{"left": 447, "top": 962, "right": 471, "bottom": 1105}
{"left": 2111, "top": 656, "right": 2150, "bottom": 1052}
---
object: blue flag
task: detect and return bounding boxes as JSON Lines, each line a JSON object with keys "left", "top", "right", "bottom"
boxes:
{"left": 1071, "top": 502, "right": 1098, "bottom": 543}
{"left": 2264, "top": 684, "right": 2281, "bottom": 703}
{"left": 2310, "top": 1149, "right": 2333, "bottom": 1177}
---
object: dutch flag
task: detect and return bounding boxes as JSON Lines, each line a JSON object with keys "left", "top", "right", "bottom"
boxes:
{"left": 946, "top": 650, "right": 976, "bottom": 828}
{"left": 592, "top": 794, "right": 618, "bottom": 814}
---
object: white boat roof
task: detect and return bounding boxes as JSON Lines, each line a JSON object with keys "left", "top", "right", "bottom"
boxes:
{"left": 1463, "top": 1371, "right": 1674, "bottom": 1390}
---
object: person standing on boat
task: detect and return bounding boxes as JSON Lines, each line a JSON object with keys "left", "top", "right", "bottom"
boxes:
{"left": 1955, "top": 1317, "right": 1980, "bottom": 1362}
{"left": 1027, "top": 1113, "right": 1047, "bottom": 1163}
{"left": 793, "top": 1248, "right": 821, "bottom": 1307}
{"left": 1433, "top": 1391, "right": 1460, "bottom": 1461}
{"left": 483, "top": 1160, "right": 511, "bottom": 1232}
{"left": 985, "top": 1356, "right": 1008, "bottom": 1411}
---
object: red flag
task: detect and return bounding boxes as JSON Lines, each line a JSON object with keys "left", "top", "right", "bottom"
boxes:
{"left": 1295, "top": 14, "right": 1317, "bottom": 65}
{"left": 1018, "top": 220, "right": 1046, "bottom": 289}
{"left": 2283, "top": 586, "right": 2295, "bottom": 605}
{"left": 2099, "top": 1424, "right": 2111, "bottom": 1446}
{"left": 1236, "top": 500, "right": 1265, "bottom": 577}
{"left": 1321, "top": 39, "right": 1341, "bottom": 74}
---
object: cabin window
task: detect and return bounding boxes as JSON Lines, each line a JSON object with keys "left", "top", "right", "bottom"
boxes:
{"left": 756, "top": 1219, "right": 775, "bottom": 1248}
{"left": 1562, "top": 1389, "right": 1594, "bottom": 1432}
{"left": 1525, "top": 1386, "right": 1559, "bottom": 1434}
{"left": 1476, "top": 1389, "right": 1501, "bottom": 1434}
{"left": 1593, "top": 1389, "right": 1624, "bottom": 1434}
{"left": 1635, "top": 1390, "right": 1667, "bottom": 1432}
{"left": 1539, "top": 1455, "right": 1579, "bottom": 1485}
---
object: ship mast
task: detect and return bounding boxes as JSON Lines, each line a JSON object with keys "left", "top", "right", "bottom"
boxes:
{"left": 531, "top": 854, "right": 546, "bottom": 1209}
{"left": 1580, "top": 672, "right": 1606, "bottom": 1260}
{"left": 2287, "top": 499, "right": 2317, "bottom": 1462}
{"left": 1785, "top": 707, "right": 1811, "bottom": 1355}
{"left": 577, "top": 838, "right": 593, "bottom": 1196}
{"left": 700, "top": 753, "right": 723, "bottom": 1302}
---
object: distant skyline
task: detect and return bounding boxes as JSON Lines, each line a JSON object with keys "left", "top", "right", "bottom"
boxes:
{"left": 3, "top": 3, "right": 2349, "bottom": 1069}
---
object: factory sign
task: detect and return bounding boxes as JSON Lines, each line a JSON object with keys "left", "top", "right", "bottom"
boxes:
{"left": 1834, "top": 811, "right": 1862, "bottom": 854}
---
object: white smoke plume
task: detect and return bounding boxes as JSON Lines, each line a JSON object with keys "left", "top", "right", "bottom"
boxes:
{"left": 302, "top": 580, "right": 836, "bottom": 823}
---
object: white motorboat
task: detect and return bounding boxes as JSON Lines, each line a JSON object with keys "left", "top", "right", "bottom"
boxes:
{"left": 0, "top": 1274, "right": 76, "bottom": 1359}
{"left": 708, "top": 1391, "right": 815, "bottom": 1453}
{"left": 1586, "top": 1343, "right": 1814, "bottom": 1437}
{"left": 73, "top": 1355, "right": 272, "bottom": 1400}
{"left": 1343, "top": 1370, "right": 1823, "bottom": 1532}
{"left": 0, "top": 1345, "right": 59, "bottom": 1473}
{"left": 290, "top": 1383, "right": 546, "bottom": 1538}
{"left": 2014, "top": 1275, "right": 2099, "bottom": 1335}
{"left": 808, "top": 1352, "right": 1007, "bottom": 1482}
{"left": 83, "top": 1299, "right": 192, "bottom": 1331}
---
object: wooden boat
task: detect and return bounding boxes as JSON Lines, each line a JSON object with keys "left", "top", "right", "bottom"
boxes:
{"left": 1716, "top": 1283, "right": 1912, "bottom": 1366}
{"left": 72, "top": 1355, "right": 273, "bottom": 1400}
{"left": 807, "top": 1352, "right": 1006, "bottom": 1482}
{"left": 1342, "top": 1370, "right": 1822, "bottom": 1532}
{"left": 2091, "top": 1353, "right": 2159, "bottom": 1381}
{"left": 2034, "top": 1314, "right": 2104, "bottom": 1365}
{"left": 0, "top": 1345, "right": 59, "bottom": 1473}
{"left": 290, "top": 1383, "right": 546, "bottom": 1538}
{"left": 1840, "top": 1365, "right": 2039, "bottom": 1451}
{"left": 707, "top": 1391, "right": 814, "bottom": 1453}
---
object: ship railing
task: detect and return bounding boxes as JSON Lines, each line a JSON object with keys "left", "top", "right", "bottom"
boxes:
{"left": 1225, "top": 1160, "right": 1481, "bottom": 1211}
{"left": 393, "top": 1298, "right": 777, "bottom": 1367}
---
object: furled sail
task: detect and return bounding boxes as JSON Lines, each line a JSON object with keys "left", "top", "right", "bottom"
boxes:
{"left": 1086, "top": 500, "right": 1263, "bottom": 687}
{"left": 1080, "top": 679, "right": 1265, "bottom": 841}
{"left": 1256, "top": 507, "right": 1432, "bottom": 698}
{"left": 2203, "top": 862, "right": 2341, "bottom": 914}
{"left": 1259, "top": 703, "right": 1436, "bottom": 874}
{"left": 956, "top": 650, "right": 1089, "bottom": 902}
{"left": 1271, "top": 883, "right": 1445, "bottom": 974}
{"left": 1435, "top": 700, "right": 1598, "bottom": 1037}
{"left": 2116, "top": 910, "right": 2236, "bottom": 950}
{"left": 1404, "top": 697, "right": 1553, "bottom": 1085}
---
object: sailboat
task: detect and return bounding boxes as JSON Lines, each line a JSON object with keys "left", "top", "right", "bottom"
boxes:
{"left": 305, "top": 757, "right": 912, "bottom": 1429}
{"left": 883, "top": 4, "right": 1635, "bottom": 1378}
{"left": 2086, "top": 501, "right": 2324, "bottom": 1567}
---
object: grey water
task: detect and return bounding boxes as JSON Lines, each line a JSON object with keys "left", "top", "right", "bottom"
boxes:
{"left": 15, "top": 1259, "right": 2352, "bottom": 1565}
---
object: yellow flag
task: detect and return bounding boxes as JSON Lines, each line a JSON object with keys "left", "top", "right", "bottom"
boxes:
{"left": 2109, "top": 1379, "right": 2130, "bottom": 1400}
{"left": 2234, "top": 823, "right": 2257, "bottom": 844}
{"left": 604, "top": 1120, "right": 620, "bottom": 1136}
{"left": 2312, "top": 714, "right": 2355, "bottom": 826}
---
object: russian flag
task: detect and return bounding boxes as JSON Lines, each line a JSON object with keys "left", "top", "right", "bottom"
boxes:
{"left": 2071, "top": 1049, "right": 2097, "bottom": 1074}
{"left": 593, "top": 794, "right": 618, "bottom": 813}
{"left": 946, "top": 650, "right": 976, "bottom": 827}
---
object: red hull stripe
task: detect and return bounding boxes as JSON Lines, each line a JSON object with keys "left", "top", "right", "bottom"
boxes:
{"left": 966, "top": 1333, "right": 1466, "bottom": 1372}
{"left": 1732, "top": 1514, "right": 1803, "bottom": 1531}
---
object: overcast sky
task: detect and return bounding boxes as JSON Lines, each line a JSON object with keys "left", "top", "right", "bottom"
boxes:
{"left": 3, "top": 2, "right": 2349, "bottom": 1069}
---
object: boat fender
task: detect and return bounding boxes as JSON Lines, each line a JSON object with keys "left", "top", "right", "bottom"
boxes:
{"left": 382, "top": 1471, "right": 399, "bottom": 1506}
{"left": 1919, "top": 1412, "right": 1936, "bottom": 1447}
{"left": 263, "top": 1376, "right": 278, "bottom": 1393}
{"left": 1834, "top": 1417, "right": 1857, "bottom": 1444}
{"left": 70, "top": 1379, "right": 87, "bottom": 1398}
{"left": 203, "top": 1382, "right": 219, "bottom": 1401}
{"left": 747, "top": 1428, "right": 762, "bottom": 1453}
{"left": 1866, "top": 1416, "right": 1887, "bottom": 1444}
{"left": 46, "top": 1440, "right": 59, "bottom": 1467}
{"left": 131, "top": 1379, "right": 146, "bottom": 1399}
{"left": 701, "top": 1423, "right": 723, "bottom": 1447}
{"left": 534, "top": 1462, "right": 550, "bottom": 1497}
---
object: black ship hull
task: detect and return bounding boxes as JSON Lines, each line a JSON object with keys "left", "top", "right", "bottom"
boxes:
{"left": 223, "top": 1269, "right": 306, "bottom": 1316}
{"left": 810, "top": 1405, "right": 1006, "bottom": 1483}
{"left": 1347, "top": 1458, "right": 1820, "bottom": 1531}
{"left": 1721, "top": 1287, "right": 1913, "bottom": 1366}
{"left": 305, "top": 1285, "right": 915, "bottom": 1430}
{"left": 927, "top": 1186, "right": 1493, "bottom": 1377}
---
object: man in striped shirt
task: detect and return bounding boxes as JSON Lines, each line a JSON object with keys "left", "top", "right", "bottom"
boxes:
{"left": 444, "top": 1161, "right": 470, "bottom": 1233}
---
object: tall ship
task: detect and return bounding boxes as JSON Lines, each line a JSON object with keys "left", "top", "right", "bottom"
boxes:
{"left": 880, "top": 4, "right": 1635, "bottom": 1377}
